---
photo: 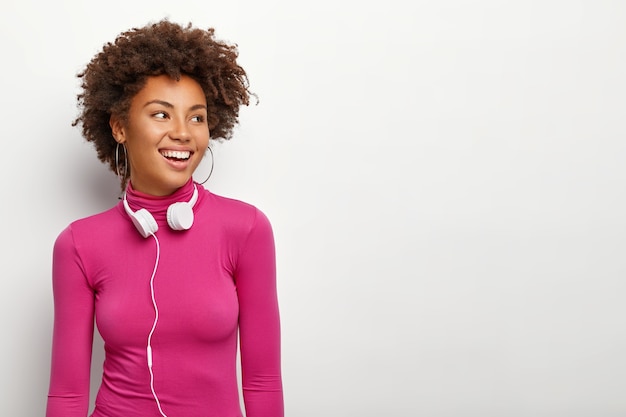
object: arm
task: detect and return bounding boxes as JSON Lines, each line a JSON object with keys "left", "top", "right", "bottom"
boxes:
{"left": 235, "top": 209, "right": 284, "bottom": 417}
{"left": 46, "top": 226, "right": 95, "bottom": 417}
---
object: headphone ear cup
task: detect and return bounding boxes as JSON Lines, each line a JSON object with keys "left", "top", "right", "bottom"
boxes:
{"left": 167, "top": 202, "right": 194, "bottom": 231}
{"left": 131, "top": 208, "right": 159, "bottom": 238}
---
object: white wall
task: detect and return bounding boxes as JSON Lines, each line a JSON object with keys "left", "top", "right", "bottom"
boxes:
{"left": 2, "top": 1, "right": 626, "bottom": 416}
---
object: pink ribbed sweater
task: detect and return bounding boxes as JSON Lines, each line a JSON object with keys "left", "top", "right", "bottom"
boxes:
{"left": 47, "top": 180, "right": 283, "bottom": 416}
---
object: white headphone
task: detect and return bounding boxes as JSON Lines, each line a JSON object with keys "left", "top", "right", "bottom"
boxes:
{"left": 122, "top": 184, "right": 199, "bottom": 238}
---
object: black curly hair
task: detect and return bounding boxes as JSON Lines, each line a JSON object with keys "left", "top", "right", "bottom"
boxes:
{"left": 72, "top": 19, "right": 253, "bottom": 188}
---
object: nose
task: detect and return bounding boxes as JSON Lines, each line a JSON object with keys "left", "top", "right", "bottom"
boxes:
{"left": 169, "top": 117, "right": 191, "bottom": 142}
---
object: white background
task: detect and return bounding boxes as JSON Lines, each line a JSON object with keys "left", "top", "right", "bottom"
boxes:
{"left": 1, "top": 1, "right": 626, "bottom": 416}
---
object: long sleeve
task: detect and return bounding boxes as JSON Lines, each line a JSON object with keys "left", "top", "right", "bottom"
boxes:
{"left": 46, "top": 226, "right": 95, "bottom": 417}
{"left": 45, "top": 185, "right": 284, "bottom": 416}
{"left": 235, "top": 208, "right": 284, "bottom": 417}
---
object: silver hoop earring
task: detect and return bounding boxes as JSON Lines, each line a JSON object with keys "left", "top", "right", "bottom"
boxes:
{"left": 115, "top": 142, "right": 128, "bottom": 185}
{"left": 197, "top": 146, "right": 214, "bottom": 185}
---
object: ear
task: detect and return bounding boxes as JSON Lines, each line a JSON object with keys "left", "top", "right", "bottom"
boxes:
{"left": 109, "top": 115, "right": 126, "bottom": 143}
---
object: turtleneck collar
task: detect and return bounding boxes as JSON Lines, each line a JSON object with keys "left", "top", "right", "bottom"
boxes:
{"left": 123, "top": 178, "right": 199, "bottom": 225}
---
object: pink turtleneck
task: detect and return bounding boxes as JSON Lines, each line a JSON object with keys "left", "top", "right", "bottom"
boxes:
{"left": 46, "top": 180, "right": 283, "bottom": 417}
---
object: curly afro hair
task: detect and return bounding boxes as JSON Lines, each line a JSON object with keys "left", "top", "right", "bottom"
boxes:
{"left": 73, "top": 19, "right": 253, "bottom": 187}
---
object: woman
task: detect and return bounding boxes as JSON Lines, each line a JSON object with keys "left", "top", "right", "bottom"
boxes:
{"left": 46, "top": 20, "right": 283, "bottom": 417}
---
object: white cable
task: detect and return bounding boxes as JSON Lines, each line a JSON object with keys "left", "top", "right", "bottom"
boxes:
{"left": 147, "top": 233, "right": 168, "bottom": 417}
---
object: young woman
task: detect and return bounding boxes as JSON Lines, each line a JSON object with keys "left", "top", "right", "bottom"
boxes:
{"left": 46, "top": 20, "right": 283, "bottom": 417}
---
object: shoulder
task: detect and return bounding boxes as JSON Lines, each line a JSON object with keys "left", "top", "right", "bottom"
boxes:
{"left": 54, "top": 205, "right": 123, "bottom": 249}
{"left": 198, "top": 191, "right": 276, "bottom": 274}
{"left": 199, "top": 188, "right": 273, "bottom": 233}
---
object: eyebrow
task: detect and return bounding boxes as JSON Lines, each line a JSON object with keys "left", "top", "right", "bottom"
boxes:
{"left": 143, "top": 100, "right": 207, "bottom": 111}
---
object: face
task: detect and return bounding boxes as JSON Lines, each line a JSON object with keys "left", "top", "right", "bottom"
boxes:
{"left": 110, "top": 74, "right": 210, "bottom": 196}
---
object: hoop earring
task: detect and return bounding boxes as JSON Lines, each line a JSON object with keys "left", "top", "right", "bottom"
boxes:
{"left": 197, "top": 146, "right": 214, "bottom": 185}
{"left": 115, "top": 142, "right": 128, "bottom": 185}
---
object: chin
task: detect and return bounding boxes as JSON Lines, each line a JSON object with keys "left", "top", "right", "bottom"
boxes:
{"left": 171, "top": 176, "right": 193, "bottom": 188}
{"left": 159, "top": 175, "right": 193, "bottom": 195}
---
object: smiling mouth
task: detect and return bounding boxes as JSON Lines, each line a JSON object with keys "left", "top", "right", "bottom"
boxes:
{"left": 160, "top": 150, "right": 191, "bottom": 161}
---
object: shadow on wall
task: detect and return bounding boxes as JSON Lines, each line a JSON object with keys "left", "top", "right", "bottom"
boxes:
{"left": 73, "top": 141, "right": 122, "bottom": 213}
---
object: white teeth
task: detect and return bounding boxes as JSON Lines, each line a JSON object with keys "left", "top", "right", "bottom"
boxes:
{"left": 161, "top": 150, "right": 191, "bottom": 160}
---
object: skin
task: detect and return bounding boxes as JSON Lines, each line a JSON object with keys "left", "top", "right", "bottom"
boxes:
{"left": 110, "top": 74, "right": 210, "bottom": 196}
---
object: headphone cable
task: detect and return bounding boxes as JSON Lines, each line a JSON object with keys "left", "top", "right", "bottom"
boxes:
{"left": 147, "top": 232, "right": 168, "bottom": 417}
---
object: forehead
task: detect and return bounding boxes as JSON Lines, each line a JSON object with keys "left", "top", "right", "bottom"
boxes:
{"left": 131, "top": 74, "right": 207, "bottom": 106}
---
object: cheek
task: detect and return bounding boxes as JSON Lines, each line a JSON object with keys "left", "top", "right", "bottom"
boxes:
{"left": 194, "top": 147, "right": 208, "bottom": 164}
{"left": 197, "top": 132, "right": 210, "bottom": 150}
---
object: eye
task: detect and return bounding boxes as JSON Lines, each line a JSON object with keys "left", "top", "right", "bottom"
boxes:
{"left": 152, "top": 111, "right": 168, "bottom": 119}
{"left": 191, "top": 115, "right": 206, "bottom": 123}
